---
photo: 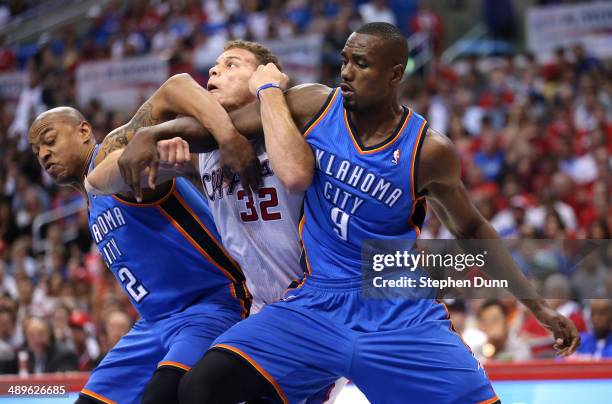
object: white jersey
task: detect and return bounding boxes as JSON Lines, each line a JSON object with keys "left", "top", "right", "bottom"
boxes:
{"left": 199, "top": 142, "right": 304, "bottom": 313}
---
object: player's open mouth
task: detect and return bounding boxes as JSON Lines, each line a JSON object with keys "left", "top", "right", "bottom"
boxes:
{"left": 340, "top": 83, "right": 354, "bottom": 96}
{"left": 207, "top": 83, "right": 219, "bottom": 92}
{"left": 45, "top": 162, "right": 57, "bottom": 171}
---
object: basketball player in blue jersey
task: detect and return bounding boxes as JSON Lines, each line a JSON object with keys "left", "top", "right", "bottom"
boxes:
{"left": 115, "top": 24, "right": 583, "bottom": 403}
{"left": 87, "top": 40, "right": 347, "bottom": 403}
{"left": 28, "top": 106, "right": 254, "bottom": 404}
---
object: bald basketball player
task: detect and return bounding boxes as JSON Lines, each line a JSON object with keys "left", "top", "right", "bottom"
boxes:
{"left": 29, "top": 106, "right": 251, "bottom": 404}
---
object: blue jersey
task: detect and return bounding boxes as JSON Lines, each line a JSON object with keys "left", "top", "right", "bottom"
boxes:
{"left": 301, "top": 88, "right": 429, "bottom": 278}
{"left": 86, "top": 146, "right": 250, "bottom": 321}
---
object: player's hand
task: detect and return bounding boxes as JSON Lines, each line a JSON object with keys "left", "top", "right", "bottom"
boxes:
{"left": 532, "top": 305, "right": 580, "bottom": 356}
{"left": 218, "top": 135, "right": 263, "bottom": 192}
{"left": 118, "top": 127, "right": 159, "bottom": 202}
{"left": 157, "top": 137, "right": 190, "bottom": 175}
{"left": 248, "top": 63, "right": 289, "bottom": 96}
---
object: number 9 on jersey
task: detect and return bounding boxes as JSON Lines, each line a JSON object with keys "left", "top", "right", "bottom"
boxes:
{"left": 330, "top": 207, "right": 350, "bottom": 241}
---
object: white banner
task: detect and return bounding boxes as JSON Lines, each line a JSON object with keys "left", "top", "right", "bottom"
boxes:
{"left": 0, "top": 70, "right": 28, "bottom": 106}
{"left": 76, "top": 55, "right": 169, "bottom": 110}
{"left": 263, "top": 34, "right": 323, "bottom": 84}
{"left": 526, "top": 1, "right": 612, "bottom": 62}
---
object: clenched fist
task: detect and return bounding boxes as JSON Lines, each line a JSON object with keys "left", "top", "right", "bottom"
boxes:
{"left": 248, "top": 63, "right": 289, "bottom": 97}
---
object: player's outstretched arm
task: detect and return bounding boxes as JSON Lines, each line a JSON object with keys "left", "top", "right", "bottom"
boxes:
{"left": 87, "top": 137, "right": 191, "bottom": 199}
{"left": 248, "top": 64, "right": 328, "bottom": 193}
{"left": 419, "top": 128, "right": 580, "bottom": 357}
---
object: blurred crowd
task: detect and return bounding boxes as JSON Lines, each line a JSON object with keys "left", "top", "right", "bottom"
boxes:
{"left": 0, "top": 0, "right": 610, "bottom": 375}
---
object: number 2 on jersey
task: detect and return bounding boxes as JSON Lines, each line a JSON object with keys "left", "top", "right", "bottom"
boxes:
{"left": 331, "top": 207, "right": 350, "bottom": 241}
{"left": 118, "top": 267, "right": 149, "bottom": 303}
{"left": 237, "top": 187, "right": 282, "bottom": 222}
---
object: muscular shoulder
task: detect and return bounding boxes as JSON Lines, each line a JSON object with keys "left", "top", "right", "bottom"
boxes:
{"left": 284, "top": 84, "right": 334, "bottom": 130}
{"left": 417, "top": 128, "right": 462, "bottom": 193}
{"left": 93, "top": 127, "right": 130, "bottom": 166}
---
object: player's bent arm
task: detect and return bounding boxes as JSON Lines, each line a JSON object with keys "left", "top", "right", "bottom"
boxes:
{"left": 257, "top": 83, "right": 331, "bottom": 193}
{"left": 420, "top": 130, "right": 545, "bottom": 300}
{"left": 152, "top": 73, "right": 245, "bottom": 147}
{"left": 420, "top": 129, "right": 580, "bottom": 356}
{"left": 144, "top": 81, "right": 332, "bottom": 150}
{"left": 86, "top": 148, "right": 185, "bottom": 196}
{"left": 136, "top": 117, "right": 219, "bottom": 152}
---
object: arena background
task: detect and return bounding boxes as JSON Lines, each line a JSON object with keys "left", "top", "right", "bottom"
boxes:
{"left": 0, "top": 0, "right": 610, "bottom": 403}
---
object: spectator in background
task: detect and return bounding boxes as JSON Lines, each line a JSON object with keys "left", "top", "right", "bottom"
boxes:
{"left": 572, "top": 43, "right": 604, "bottom": 77}
{"left": 68, "top": 310, "right": 99, "bottom": 371}
{"left": 98, "top": 310, "right": 132, "bottom": 361}
{"left": 20, "top": 316, "right": 77, "bottom": 374}
{"left": 576, "top": 299, "right": 612, "bottom": 359}
{"left": 521, "top": 274, "right": 587, "bottom": 357}
{"left": 473, "top": 130, "right": 505, "bottom": 182}
{"left": 0, "top": 261, "right": 17, "bottom": 299}
{"left": 477, "top": 299, "right": 530, "bottom": 362}
{"left": 410, "top": 0, "right": 443, "bottom": 56}
{"left": 571, "top": 253, "right": 608, "bottom": 301}
{"left": 359, "top": 0, "right": 396, "bottom": 25}
{"left": 7, "top": 58, "right": 47, "bottom": 150}
{"left": 50, "top": 304, "right": 71, "bottom": 347}
{"left": 0, "top": 305, "right": 17, "bottom": 373}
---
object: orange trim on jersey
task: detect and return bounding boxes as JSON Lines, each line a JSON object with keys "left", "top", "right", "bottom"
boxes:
{"left": 409, "top": 120, "right": 428, "bottom": 200}
{"left": 344, "top": 108, "right": 412, "bottom": 155}
{"left": 303, "top": 89, "right": 340, "bottom": 138}
{"left": 214, "top": 344, "right": 288, "bottom": 404}
{"left": 229, "top": 283, "right": 249, "bottom": 318}
{"left": 440, "top": 302, "right": 477, "bottom": 355}
{"left": 155, "top": 206, "right": 237, "bottom": 283}
{"left": 477, "top": 396, "right": 500, "bottom": 404}
{"left": 298, "top": 216, "right": 313, "bottom": 274}
{"left": 111, "top": 178, "right": 176, "bottom": 207}
{"left": 407, "top": 195, "right": 425, "bottom": 236}
{"left": 81, "top": 388, "right": 117, "bottom": 404}
{"left": 172, "top": 190, "right": 242, "bottom": 269}
{"left": 158, "top": 360, "right": 191, "bottom": 372}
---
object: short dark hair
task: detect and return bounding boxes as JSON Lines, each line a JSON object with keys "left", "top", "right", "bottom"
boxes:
{"left": 478, "top": 299, "right": 508, "bottom": 319}
{"left": 224, "top": 40, "right": 282, "bottom": 71}
{"left": 355, "top": 22, "right": 408, "bottom": 67}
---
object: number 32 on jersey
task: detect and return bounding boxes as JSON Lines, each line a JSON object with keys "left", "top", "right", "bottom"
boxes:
{"left": 237, "top": 187, "right": 282, "bottom": 222}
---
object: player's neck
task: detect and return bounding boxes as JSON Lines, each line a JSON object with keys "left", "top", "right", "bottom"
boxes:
{"left": 349, "top": 100, "right": 403, "bottom": 146}
{"left": 75, "top": 144, "right": 96, "bottom": 194}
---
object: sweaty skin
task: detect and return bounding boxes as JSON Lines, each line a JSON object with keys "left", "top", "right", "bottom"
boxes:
{"left": 118, "top": 33, "right": 579, "bottom": 357}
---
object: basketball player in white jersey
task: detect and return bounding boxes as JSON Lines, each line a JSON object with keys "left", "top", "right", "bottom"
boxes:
{"left": 87, "top": 40, "right": 346, "bottom": 401}
{"left": 90, "top": 41, "right": 302, "bottom": 312}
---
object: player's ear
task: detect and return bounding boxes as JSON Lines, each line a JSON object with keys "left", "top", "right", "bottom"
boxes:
{"left": 77, "top": 121, "right": 93, "bottom": 143}
{"left": 390, "top": 64, "right": 404, "bottom": 86}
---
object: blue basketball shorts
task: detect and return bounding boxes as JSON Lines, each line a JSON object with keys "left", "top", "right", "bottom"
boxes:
{"left": 212, "top": 275, "right": 498, "bottom": 404}
{"left": 80, "top": 288, "right": 243, "bottom": 404}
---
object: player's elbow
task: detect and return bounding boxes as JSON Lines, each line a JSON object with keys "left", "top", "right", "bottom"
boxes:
{"left": 164, "top": 73, "right": 195, "bottom": 87}
{"left": 281, "top": 169, "right": 313, "bottom": 194}
{"left": 84, "top": 174, "right": 105, "bottom": 195}
{"left": 161, "top": 73, "right": 198, "bottom": 97}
